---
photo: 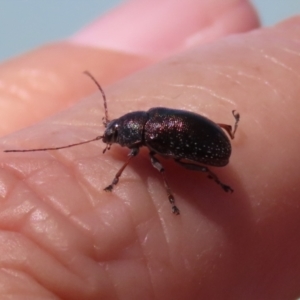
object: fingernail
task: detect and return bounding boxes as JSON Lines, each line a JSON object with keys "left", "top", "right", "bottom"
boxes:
{"left": 70, "top": 0, "right": 209, "bottom": 58}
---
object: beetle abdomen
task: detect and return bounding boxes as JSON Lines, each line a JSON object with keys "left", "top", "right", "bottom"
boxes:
{"left": 144, "top": 107, "right": 231, "bottom": 167}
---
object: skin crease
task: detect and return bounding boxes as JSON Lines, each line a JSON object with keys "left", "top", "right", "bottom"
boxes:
{"left": 1, "top": 7, "right": 300, "bottom": 300}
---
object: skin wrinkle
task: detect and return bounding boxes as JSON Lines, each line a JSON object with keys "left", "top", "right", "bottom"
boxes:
{"left": 282, "top": 47, "right": 300, "bottom": 57}
{"left": 168, "top": 83, "right": 235, "bottom": 105}
{"left": 148, "top": 178, "right": 173, "bottom": 243}
{"left": 260, "top": 50, "right": 300, "bottom": 78}
{"left": 139, "top": 178, "right": 177, "bottom": 298}
{"left": 24, "top": 160, "right": 89, "bottom": 216}
{"left": 134, "top": 165, "right": 179, "bottom": 296}
{"left": 54, "top": 152, "right": 102, "bottom": 206}
{"left": 0, "top": 199, "right": 36, "bottom": 241}
{"left": 156, "top": 201, "right": 186, "bottom": 293}
{"left": 247, "top": 41, "right": 300, "bottom": 78}
{"left": 0, "top": 268, "right": 60, "bottom": 299}
{"left": 149, "top": 95, "right": 174, "bottom": 102}
{"left": 26, "top": 162, "right": 89, "bottom": 217}
{"left": 229, "top": 39, "right": 300, "bottom": 95}
{"left": 176, "top": 41, "right": 295, "bottom": 103}
{"left": 0, "top": 171, "right": 17, "bottom": 201}
{"left": 93, "top": 209, "right": 137, "bottom": 263}
{"left": 241, "top": 73, "right": 281, "bottom": 97}
{"left": 243, "top": 47, "right": 298, "bottom": 103}
{"left": 223, "top": 66, "right": 282, "bottom": 98}
{"left": 102, "top": 262, "right": 119, "bottom": 300}
{"left": 209, "top": 68, "right": 244, "bottom": 87}
{"left": 102, "top": 214, "right": 154, "bottom": 299}
{"left": 136, "top": 223, "right": 160, "bottom": 300}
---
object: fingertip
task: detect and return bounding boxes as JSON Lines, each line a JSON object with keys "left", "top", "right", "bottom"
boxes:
{"left": 71, "top": 0, "right": 260, "bottom": 58}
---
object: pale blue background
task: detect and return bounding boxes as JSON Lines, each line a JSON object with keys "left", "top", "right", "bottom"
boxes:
{"left": 0, "top": 0, "right": 299, "bottom": 62}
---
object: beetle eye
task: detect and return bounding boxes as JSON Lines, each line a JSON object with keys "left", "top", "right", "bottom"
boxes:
{"left": 111, "top": 123, "right": 119, "bottom": 141}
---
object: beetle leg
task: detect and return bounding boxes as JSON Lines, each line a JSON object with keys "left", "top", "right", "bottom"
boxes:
{"left": 104, "top": 147, "right": 139, "bottom": 192}
{"left": 175, "top": 159, "right": 233, "bottom": 193}
{"left": 218, "top": 110, "right": 240, "bottom": 139}
{"left": 149, "top": 151, "right": 180, "bottom": 215}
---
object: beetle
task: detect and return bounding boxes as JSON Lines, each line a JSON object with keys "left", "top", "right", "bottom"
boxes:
{"left": 4, "top": 71, "right": 240, "bottom": 215}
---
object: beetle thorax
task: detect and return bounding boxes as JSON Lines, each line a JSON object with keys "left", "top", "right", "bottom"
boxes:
{"left": 103, "top": 111, "right": 149, "bottom": 148}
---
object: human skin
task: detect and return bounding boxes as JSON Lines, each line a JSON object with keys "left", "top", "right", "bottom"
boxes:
{"left": 1, "top": 1, "right": 300, "bottom": 300}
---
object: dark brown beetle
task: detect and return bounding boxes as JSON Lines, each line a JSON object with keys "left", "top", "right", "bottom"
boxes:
{"left": 5, "top": 72, "right": 240, "bottom": 215}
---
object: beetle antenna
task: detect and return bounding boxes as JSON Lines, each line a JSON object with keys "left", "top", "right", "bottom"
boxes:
{"left": 4, "top": 136, "right": 103, "bottom": 153}
{"left": 83, "top": 71, "right": 109, "bottom": 127}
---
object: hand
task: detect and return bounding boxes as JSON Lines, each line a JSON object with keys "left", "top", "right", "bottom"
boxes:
{"left": 2, "top": 1, "right": 299, "bottom": 299}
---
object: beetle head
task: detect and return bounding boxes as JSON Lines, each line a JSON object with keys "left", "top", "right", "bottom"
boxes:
{"left": 103, "top": 119, "right": 120, "bottom": 146}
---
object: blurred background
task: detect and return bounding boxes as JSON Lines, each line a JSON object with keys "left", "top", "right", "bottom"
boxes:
{"left": 0, "top": 0, "right": 300, "bottom": 62}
